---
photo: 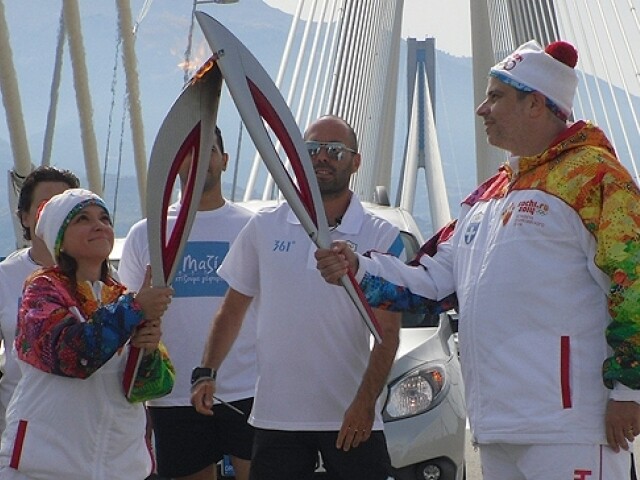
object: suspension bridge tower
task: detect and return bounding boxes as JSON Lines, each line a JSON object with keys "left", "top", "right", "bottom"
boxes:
{"left": 397, "top": 38, "right": 450, "bottom": 232}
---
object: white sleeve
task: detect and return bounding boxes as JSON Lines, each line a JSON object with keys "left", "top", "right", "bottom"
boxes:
{"left": 217, "top": 219, "right": 260, "bottom": 297}
{"left": 357, "top": 242, "right": 455, "bottom": 300}
{"left": 359, "top": 240, "right": 455, "bottom": 302}
{"left": 116, "top": 221, "right": 149, "bottom": 291}
{"left": 610, "top": 382, "right": 640, "bottom": 403}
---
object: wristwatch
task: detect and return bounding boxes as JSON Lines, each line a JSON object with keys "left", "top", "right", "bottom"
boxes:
{"left": 191, "top": 367, "right": 217, "bottom": 387}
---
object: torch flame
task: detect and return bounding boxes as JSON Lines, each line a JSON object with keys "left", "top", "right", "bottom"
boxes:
{"left": 187, "top": 52, "right": 221, "bottom": 86}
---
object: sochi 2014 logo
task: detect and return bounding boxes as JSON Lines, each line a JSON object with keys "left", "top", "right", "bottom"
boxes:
{"left": 502, "top": 199, "right": 550, "bottom": 227}
{"left": 517, "top": 200, "right": 549, "bottom": 216}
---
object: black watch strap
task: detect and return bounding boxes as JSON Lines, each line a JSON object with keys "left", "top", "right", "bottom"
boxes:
{"left": 191, "top": 366, "right": 217, "bottom": 387}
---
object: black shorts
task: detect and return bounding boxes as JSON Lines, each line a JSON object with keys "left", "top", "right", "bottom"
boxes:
{"left": 149, "top": 398, "right": 255, "bottom": 478}
{"left": 250, "top": 429, "right": 392, "bottom": 480}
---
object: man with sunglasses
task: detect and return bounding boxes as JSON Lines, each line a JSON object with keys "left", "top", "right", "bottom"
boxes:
{"left": 192, "top": 115, "right": 404, "bottom": 480}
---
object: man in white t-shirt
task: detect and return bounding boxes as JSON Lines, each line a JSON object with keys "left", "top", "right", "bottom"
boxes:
{"left": 118, "top": 127, "right": 257, "bottom": 480}
{"left": 191, "top": 115, "right": 404, "bottom": 480}
{"left": 0, "top": 166, "right": 79, "bottom": 442}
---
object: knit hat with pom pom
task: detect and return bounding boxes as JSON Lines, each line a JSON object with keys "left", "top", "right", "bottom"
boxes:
{"left": 490, "top": 40, "right": 579, "bottom": 120}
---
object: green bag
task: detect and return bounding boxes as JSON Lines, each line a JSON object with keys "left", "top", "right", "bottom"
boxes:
{"left": 126, "top": 342, "right": 175, "bottom": 403}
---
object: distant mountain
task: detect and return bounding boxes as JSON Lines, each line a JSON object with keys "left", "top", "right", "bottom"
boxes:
{"left": 0, "top": 0, "right": 477, "bottom": 254}
{"left": 0, "top": 0, "right": 289, "bottom": 253}
{"left": 0, "top": 0, "right": 289, "bottom": 174}
{"left": 1, "top": 1, "right": 638, "bottom": 254}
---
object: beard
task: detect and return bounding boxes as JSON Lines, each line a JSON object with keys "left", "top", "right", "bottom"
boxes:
{"left": 315, "top": 162, "right": 352, "bottom": 197}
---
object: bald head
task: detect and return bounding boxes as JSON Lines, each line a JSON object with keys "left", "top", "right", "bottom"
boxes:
{"left": 305, "top": 115, "right": 358, "bottom": 152}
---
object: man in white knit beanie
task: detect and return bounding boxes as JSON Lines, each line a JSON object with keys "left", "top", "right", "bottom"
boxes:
{"left": 316, "top": 39, "right": 640, "bottom": 479}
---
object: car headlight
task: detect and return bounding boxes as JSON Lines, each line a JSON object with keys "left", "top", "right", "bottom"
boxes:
{"left": 383, "top": 363, "right": 447, "bottom": 421}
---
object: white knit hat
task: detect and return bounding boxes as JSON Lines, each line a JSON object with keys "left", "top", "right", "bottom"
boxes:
{"left": 490, "top": 40, "right": 579, "bottom": 119}
{"left": 35, "top": 188, "right": 109, "bottom": 260}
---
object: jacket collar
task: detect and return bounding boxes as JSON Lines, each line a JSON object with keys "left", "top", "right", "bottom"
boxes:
{"left": 516, "top": 121, "right": 615, "bottom": 175}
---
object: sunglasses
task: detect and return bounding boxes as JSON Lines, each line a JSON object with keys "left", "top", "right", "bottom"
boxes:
{"left": 305, "top": 141, "right": 357, "bottom": 161}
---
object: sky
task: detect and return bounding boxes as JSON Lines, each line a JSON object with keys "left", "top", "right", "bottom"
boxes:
{"left": 264, "top": 0, "right": 472, "bottom": 57}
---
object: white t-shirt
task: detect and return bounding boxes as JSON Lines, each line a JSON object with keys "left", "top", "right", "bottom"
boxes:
{"left": 0, "top": 249, "right": 39, "bottom": 436}
{"left": 218, "top": 196, "right": 404, "bottom": 431}
{"left": 117, "top": 202, "right": 257, "bottom": 406}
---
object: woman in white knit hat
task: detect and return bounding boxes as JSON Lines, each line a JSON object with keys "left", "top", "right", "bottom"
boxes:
{"left": 0, "top": 188, "right": 175, "bottom": 480}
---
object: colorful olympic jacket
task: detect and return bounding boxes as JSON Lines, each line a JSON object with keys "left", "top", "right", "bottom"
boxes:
{"left": 357, "top": 121, "right": 640, "bottom": 445}
{"left": 0, "top": 267, "right": 173, "bottom": 479}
